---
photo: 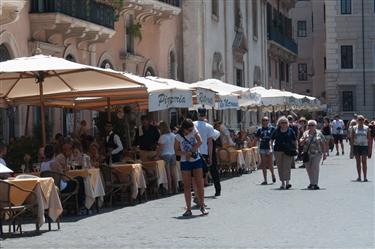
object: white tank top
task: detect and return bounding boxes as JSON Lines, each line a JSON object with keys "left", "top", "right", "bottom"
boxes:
{"left": 353, "top": 125, "right": 369, "bottom": 146}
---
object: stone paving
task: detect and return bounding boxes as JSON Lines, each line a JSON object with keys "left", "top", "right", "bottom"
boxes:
{"left": 1, "top": 144, "right": 374, "bottom": 249}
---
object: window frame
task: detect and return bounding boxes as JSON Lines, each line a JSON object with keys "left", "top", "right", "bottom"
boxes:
{"left": 212, "top": 0, "right": 219, "bottom": 21}
{"left": 297, "top": 20, "right": 307, "bottom": 37}
{"left": 340, "top": 0, "right": 352, "bottom": 15}
{"left": 252, "top": 0, "right": 258, "bottom": 39}
{"left": 342, "top": 91, "right": 354, "bottom": 112}
{"left": 298, "top": 63, "right": 308, "bottom": 81}
{"left": 341, "top": 45, "right": 353, "bottom": 69}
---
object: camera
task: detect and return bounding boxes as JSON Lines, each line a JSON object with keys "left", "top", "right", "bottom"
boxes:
{"left": 191, "top": 152, "right": 198, "bottom": 159}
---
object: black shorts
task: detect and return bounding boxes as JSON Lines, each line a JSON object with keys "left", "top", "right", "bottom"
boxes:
{"left": 353, "top": 146, "right": 368, "bottom": 156}
{"left": 333, "top": 134, "right": 343, "bottom": 143}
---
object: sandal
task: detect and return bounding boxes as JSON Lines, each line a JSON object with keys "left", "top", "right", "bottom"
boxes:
{"left": 182, "top": 210, "right": 192, "bottom": 217}
{"left": 286, "top": 184, "right": 292, "bottom": 189}
{"left": 261, "top": 181, "right": 268, "bottom": 185}
{"left": 200, "top": 207, "right": 209, "bottom": 215}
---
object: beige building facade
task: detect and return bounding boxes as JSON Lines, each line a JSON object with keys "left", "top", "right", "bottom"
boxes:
{"left": 182, "top": 0, "right": 268, "bottom": 128}
{"left": 291, "top": 0, "right": 375, "bottom": 120}
{"left": 266, "top": 0, "right": 297, "bottom": 91}
{"left": 0, "top": 0, "right": 182, "bottom": 142}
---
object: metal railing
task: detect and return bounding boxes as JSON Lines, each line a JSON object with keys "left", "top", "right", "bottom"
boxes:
{"left": 158, "top": 0, "right": 180, "bottom": 7}
{"left": 267, "top": 26, "right": 298, "bottom": 55}
{"left": 30, "top": 0, "right": 115, "bottom": 29}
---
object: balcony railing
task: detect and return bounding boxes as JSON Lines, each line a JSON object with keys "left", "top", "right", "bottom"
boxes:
{"left": 30, "top": 0, "right": 115, "bottom": 29}
{"left": 158, "top": 0, "right": 180, "bottom": 7}
{"left": 267, "top": 26, "right": 298, "bottom": 55}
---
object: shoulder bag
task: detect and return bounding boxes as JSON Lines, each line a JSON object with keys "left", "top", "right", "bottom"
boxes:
{"left": 302, "top": 133, "right": 315, "bottom": 163}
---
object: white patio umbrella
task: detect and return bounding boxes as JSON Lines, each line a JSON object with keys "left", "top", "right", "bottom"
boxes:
{"left": 0, "top": 55, "right": 146, "bottom": 145}
{"left": 0, "top": 162, "right": 13, "bottom": 174}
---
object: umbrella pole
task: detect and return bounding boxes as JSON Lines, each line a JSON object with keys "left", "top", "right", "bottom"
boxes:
{"left": 24, "top": 105, "right": 30, "bottom": 136}
{"left": 73, "top": 108, "right": 77, "bottom": 136}
{"left": 39, "top": 80, "right": 46, "bottom": 147}
{"left": 107, "top": 97, "right": 111, "bottom": 122}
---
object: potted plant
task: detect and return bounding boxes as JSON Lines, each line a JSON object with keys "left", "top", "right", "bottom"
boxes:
{"left": 127, "top": 22, "right": 142, "bottom": 42}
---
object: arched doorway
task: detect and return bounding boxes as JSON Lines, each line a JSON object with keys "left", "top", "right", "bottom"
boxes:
{"left": 168, "top": 51, "right": 176, "bottom": 79}
{"left": 144, "top": 67, "right": 155, "bottom": 77}
{"left": 65, "top": 54, "right": 76, "bottom": 62}
{"left": 100, "top": 59, "right": 113, "bottom": 69}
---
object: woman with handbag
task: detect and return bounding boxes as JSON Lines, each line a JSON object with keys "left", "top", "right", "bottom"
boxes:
{"left": 270, "top": 116, "right": 297, "bottom": 190}
{"left": 175, "top": 119, "right": 208, "bottom": 216}
{"left": 300, "top": 120, "right": 327, "bottom": 190}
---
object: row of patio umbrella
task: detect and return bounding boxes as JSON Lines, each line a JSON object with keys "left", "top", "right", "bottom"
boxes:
{"left": 0, "top": 55, "right": 322, "bottom": 144}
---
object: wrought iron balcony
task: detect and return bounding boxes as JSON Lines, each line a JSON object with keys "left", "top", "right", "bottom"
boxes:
{"left": 267, "top": 26, "right": 298, "bottom": 55}
{"left": 30, "top": 0, "right": 115, "bottom": 29}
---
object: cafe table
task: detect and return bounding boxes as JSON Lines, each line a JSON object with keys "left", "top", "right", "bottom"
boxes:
{"left": 142, "top": 160, "right": 168, "bottom": 190}
{"left": 66, "top": 168, "right": 105, "bottom": 209}
{"left": 110, "top": 163, "right": 146, "bottom": 199}
{"left": 5, "top": 177, "right": 63, "bottom": 227}
{"left": 242, "top": 147, "right": 259, "bottom": 171}
{"left": 228, "top": 148, "right": 246, "bottom": 170}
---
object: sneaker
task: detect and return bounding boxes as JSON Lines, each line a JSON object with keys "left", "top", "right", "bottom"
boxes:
{"left": 200, "top": 207, "right": 209, "bottom": 215}
{"left": 261, "top": 181, "right": 268, "bottom": 185}
{"left": 286, "top": 184, "right": 292, "bottom": 189}
{"left": 214, "top": 191, "right": 221, "bottom": 197}
{"left": 356, "top": 177, "right": 362, "bottom": 182}
{"left": 364, "top": 178, "right": 368, "bottom": 182}
{"left": 307, "top": 184, "right": 313, "bottom": 190}
{"left": 279, "top": 185, "right": 285, "bottom": 190}
{"left": 336, "top": 152, "right": 339, "bottom": 156}
{"left": 182, "top": 210, "right": 192, "bottom": 217}
{"left": 272, "top": 176, "right": 276, "bottom": 183}
{"left": 342, "top": 151, "right": 344, "bottom": 155}
{"left": 313, "top": 185, "right": 320, "bottom": 190}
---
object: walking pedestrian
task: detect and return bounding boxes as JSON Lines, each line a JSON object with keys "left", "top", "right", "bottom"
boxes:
{"left": 270, "top": 116, "right": 297, "bottom": 190}
{"left": 157, "top": 121, "right": 177, "bottom": 194}
{"left": 288, "top": 115, "right": 299, "bottom": 169}
{"left": 194, "top": 108, "right": 221, "bottom": 197}
{"left": 322, "top": 117, "right": 333, "bottom": 156}
{"left": 351, "top": 115, "right": 373, "bottom": 182}
{"left": 175, "top": 119, "right": 208, "bottom": 216}
{"left": 300, "top": 120, "right": 327, "bottom": 190}
{"left": 256, "top": 116, "right": 276, "bottom": 185}
{"left": 331, "top": 115, "right": 345, "bottom": 155}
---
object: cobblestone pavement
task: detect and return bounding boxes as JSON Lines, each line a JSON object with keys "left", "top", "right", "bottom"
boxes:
{"left": 1, "top": 144, "right": 374, "bottom": 249}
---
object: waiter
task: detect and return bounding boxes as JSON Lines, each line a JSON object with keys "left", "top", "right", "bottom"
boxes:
{"left": 105, "top": 122, "right": 124, "bottom": 163}
{"left": 133, "top": 115, "right": 160, "bottom": 161}
{"left": 194, "top": 108, "right": 221, "bottom": 197}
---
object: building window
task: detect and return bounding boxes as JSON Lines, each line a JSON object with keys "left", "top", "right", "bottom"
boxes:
{"left": 341, "top": 0, "right": 351, "bottom": 14}
{"left": 268, "top": 58, "right": 272, "bottom": 77}
{"left": 324, "top": 57, "right": 326, "bottom": 70}
{"left": 341, "top": 45, "right": 353, "bottom": 69}
{"left": 252, "top": 0, "right": 258, "bottom": 38}
{"left": 168, "top": 51, "right": 176, "bottom": 80}
{"left": 280, "top": 61, "right": 285, "bottom": 81}
{"left": 297, "top": 21, "right": 307, "bottom": 37}
{"left": 274, "top": 61, "right": 278, "bottom": 79}
{"left": 126, "top": 15, "right": 135, "bottom": 53}
{"left": 342, "top": 91, "right": 354, "bottom": 111}
{"left": 323, "top": 4, "right": 326, "bottom": 23}
{"left": 298, "top": 63, "right": 307, "bottom": 81}
{"left": 286, "top": 63, "right": 289, "bottom": 83}
{"left": 212, "top": 0, "right": 219, "bottom": 20}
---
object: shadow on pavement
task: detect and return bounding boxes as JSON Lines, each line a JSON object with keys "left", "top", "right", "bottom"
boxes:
{"left": 0, "top": 230, "right": 50, "bottom": 240}
{"left": 173, "top": 214, "right": 208, "bottom": 220}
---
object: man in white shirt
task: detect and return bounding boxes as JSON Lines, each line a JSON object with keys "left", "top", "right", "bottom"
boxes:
{"left": 194, "top": 108, "right": 221, "bottom": 196}
{"left": 105, "top": 122, "right": 124, "bottom": 163}
{"left": 331, "top": 114, "right": 345, "bottom": 155}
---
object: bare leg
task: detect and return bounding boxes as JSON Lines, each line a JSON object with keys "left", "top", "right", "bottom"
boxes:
{"left": 362, "top": 156, "right": 367, "bottom": 180}
{"left": 164, "top": 161, "right": 172, "bottom": 194}
{"left": 355, "top": 155, "right": 361, "bottom": 180}
{"left": 267, "top": 154, "right": 276, "bottom": 180}
{"left": 170, "top": 166, "right": 177, "bottom": 193}
{"left": 340, "top": 141, "right": 345, "bottom": 154}
{"left": 192, "top": 168, "right": 205, "bottom": 207}
{"left": 261, "top": 154, "right": 267, "bottom": 182}
{"left": 182, "top": 171, "right": 192, "bottom": 210}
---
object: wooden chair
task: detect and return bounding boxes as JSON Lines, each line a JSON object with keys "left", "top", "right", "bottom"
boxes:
{"left": 0, "top": 180, "right": 39, "bottom": 235}
{"left": 40, "top": 171, "right": 79, "bottom": 217}
{"left": 216, "top": 147, "right": 232, "bottom": 176}
{"left": 100, "top": 165, "right": 132, "bottom": 207}
{"left": 142, "top": 166, "right": 159, "bottom": 200}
